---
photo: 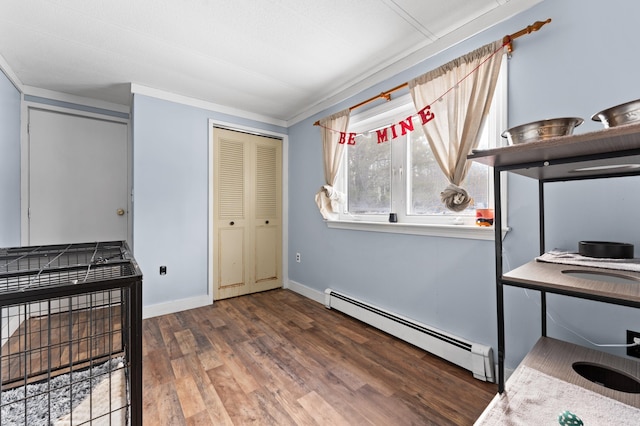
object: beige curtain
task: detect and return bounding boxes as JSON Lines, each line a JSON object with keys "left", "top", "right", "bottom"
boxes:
{"left": 315, "top": 109, "right": 350, "bottom": 220}
{"left": 409, "top": 39, "right": 505, "bottom": 212}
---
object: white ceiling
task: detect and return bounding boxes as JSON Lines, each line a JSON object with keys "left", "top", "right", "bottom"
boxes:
{"left": 0, "top": 0, "right": 540, "bottom": 124}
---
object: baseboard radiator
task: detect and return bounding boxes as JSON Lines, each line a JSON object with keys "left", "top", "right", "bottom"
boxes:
{"left": 324, "top": 289, "right": 494, "bottom": 382}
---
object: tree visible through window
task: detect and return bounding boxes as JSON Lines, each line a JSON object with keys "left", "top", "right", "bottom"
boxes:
{"left": 337, "top": 64, "right": 505, "bottom": 226}
{"left": 347, "top": 132, "right": 390, "bottom": 214}
{"left": 409, "top": 124, "right": 489, "bottom": 215}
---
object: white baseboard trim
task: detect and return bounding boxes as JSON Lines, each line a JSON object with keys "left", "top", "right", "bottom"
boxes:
{"left": 142, "top": 280, "right": 322, "bottom": 319}
{"left": 285, "top": 280, "right": 325, "bottom": 304}
{"left": 150, "top": 280, "right": 476, "bottom": 324}
{"left": 143, "top": 294, "right": 212, "bottom": 319}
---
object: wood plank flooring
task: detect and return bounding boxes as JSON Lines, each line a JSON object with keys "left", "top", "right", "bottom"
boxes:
{"left": 1, "top": 305, "right": 122, "bottom": 387}
{"left": 142, "top": 289, "right": 496, "bottom": 425}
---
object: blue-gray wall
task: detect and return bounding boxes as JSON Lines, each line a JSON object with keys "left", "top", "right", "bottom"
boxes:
{"left": 131, "top": 94, "right": 286, "bottom": 308}
{"left": 0, "top": 70, "right": 20, "bottom": 247}
{"left": 288, "top": 0, "right": 640, "bottom": 369}
{"left": 1, "top": 0, "right": 639, "bottom": 372}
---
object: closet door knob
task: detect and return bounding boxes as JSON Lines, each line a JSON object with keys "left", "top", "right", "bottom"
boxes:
{"left": 265, "top": 220, "right": 269, "bottom": 224}
{"left": 229, "top": 221, "right": 235, "bottom": 226}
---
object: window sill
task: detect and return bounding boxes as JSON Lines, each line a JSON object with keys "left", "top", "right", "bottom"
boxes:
{"left": 325, "top": 220, "right": 509, "bottom": 240}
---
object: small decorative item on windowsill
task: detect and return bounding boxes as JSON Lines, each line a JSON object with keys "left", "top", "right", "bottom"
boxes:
{"left": 389, "top": 213, "right": 398, "bottom": 223}
{"left": 475, "top": 208, "right": 494, "bottom": 227}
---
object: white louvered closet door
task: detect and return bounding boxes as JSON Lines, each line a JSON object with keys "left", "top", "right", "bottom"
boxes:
{"left": 213, "top": 128, "right": 282, "bottom": 300}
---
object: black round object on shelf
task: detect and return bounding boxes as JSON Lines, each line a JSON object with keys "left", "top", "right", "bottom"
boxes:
{"left": 578, "top": 241, "right": 634, "bottom": 259}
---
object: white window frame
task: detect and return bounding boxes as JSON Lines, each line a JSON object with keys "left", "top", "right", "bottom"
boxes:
{"left": 328, "top": 60, "right": 509, "bottom": 241}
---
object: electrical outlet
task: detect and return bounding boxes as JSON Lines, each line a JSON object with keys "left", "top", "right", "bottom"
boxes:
{"left": 296, "top": 252, "right": 301, "bottom": 263}
{"left": 160, "top": 265, "right": 167, "bottom": 275}
{"left": 627, "top": 330, "right": 640, "bottom": 358}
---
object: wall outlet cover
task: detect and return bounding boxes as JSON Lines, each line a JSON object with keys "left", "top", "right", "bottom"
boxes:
{"left": 626, "top": 330, "right": 640, "bottom": 358}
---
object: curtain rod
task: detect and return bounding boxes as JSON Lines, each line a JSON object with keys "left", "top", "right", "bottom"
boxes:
{"left": 314, "top": 18, "right": 551, "bottom": 126}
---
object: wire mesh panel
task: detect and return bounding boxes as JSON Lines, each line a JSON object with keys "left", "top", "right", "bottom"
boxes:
{"left": 0, "top": 242, "right": 142, "bottom": 426}
{"left": 0, "top": 242, "right": 137, "bottom": 293}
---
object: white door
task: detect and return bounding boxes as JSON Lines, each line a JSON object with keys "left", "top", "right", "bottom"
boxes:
{"left": 27, "top": 108, "right": 129, "bottom": 245}
{"left": 213, "top": 128, "right": 282, "bottom": 300}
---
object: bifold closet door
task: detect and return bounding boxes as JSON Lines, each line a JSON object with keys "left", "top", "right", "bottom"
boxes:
{"left": 213, "top": 128, "right": 282, "bottom": 300}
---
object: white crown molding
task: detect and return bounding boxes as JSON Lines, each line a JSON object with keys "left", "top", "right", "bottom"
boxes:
{"left": 22, "top": 85, "right": 130, "bottom": 114}
{"left": 286, "top": 0, "right": 543, "bottom": 126}
{"left": 131, "top": 83, "right": 287, "bottom": 128}
{"left": 0, "top": 52, "right": 23, "bottom": 93}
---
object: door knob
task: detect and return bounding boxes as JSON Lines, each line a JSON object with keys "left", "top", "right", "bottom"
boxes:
{"left": 117, "top": 208, "right": 125, "bottom": 216}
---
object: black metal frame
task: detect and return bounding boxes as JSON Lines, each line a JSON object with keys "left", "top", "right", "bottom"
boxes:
{"left": 0, "top": 241, "right": 142, "bottom": 425}
{"left": 493, "top": 148, "right": 640, "bottom": 393}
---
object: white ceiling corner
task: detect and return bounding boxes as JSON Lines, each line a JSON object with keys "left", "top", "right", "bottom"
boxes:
{"left": 0, "top": 0, "right": 543, "bottom": 124}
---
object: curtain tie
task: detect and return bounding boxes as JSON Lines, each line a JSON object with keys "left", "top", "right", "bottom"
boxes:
{"left": 440, "top": 184, "right": 473, "bottom": 212}
{"left": 315, "top": 185, "right": 345, "bottom": 220}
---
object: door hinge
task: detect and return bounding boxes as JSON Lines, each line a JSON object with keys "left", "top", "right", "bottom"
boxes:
{"left": 28, "top": 207, "right": 31, "bottom": 218}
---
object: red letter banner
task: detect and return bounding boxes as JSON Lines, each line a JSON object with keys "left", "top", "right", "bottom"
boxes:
{"left": 376, "top": 128, "right": 389, "bottom": 144}
{"left": 417, "top": 105, "right": 435, "bottom": 125}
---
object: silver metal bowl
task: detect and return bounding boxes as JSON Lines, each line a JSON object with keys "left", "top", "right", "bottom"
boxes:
{"left": 501, "top": 117, "right": 583, "bottom": 145}
{"left": 592, "top": 99, "right": 640, "bottom": 128}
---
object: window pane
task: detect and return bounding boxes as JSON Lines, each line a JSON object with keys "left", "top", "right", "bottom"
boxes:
{"left": 464, "top": 124, "right": 490, "bottom": 210}
{"left": 347, "top": 133, "right": 391, "bottom": 214}
{"left": 408, "top": 127, "right": 449, "bottom": 214}
{"left": 464, "top": 162, "right": 489, "bottom": 209}
{"left": 408, "top": 125, "right": 489, "bottom": 215}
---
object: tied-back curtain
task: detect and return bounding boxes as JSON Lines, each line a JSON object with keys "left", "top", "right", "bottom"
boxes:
{"left": 315, "top": 109, "right": 350, "bottom": 220}
{"left": 409, "top": 39, "right": 505, "bottom": 212}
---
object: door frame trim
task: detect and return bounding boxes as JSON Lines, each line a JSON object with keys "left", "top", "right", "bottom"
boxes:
{"left": 21, "top": 101, "right": 132, "bottom": 246}
{"left": 208, "top": 119, "right": 289, "bottom": 304}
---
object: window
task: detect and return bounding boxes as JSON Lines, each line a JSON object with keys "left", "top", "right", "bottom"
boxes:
{"left": 333, "top": 62, "right": 507, "bottom": 237}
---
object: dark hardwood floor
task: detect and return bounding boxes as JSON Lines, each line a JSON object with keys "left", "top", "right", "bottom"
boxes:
{"left": 1, "top": 305, "right": 122, "bottom": 388}
{"left": 142, "top": 289, "right": 496, "bottom": 425}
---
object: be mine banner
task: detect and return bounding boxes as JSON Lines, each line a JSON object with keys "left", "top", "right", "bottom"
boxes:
{"left": 338, "top": 104, "right": 435, "bottom": 145}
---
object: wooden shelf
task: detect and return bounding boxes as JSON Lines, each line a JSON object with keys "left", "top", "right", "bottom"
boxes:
{"left": 522, "top": 337, "right": 640, "bottom": 408}
{"left": 503, "top": 260, "right": 640, "bottom": 307}
{"left": 468, "top": 122, "right": 640, "bottom": 180}
{"left": 478, "top": 120, "right": 640, "bottom": 394}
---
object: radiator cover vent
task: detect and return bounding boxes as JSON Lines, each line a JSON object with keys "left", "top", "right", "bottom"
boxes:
{"left": 325, "top": 288, "right": 494, "bottom": 382}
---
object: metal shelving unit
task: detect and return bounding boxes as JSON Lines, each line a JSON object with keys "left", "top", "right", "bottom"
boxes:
{"left": 468, "top": 122, "right": 640, "bottom": 393}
